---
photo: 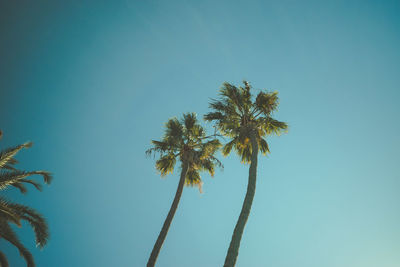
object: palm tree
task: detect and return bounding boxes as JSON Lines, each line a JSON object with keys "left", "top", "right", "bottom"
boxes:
{"left": 0, "top": 134, "right": 52, "bottom": 267}
{"left": 146, "top": 113, "right": 222, "bottom": 267}
{"left": 204, "top": 81, "right": 288, "bottom": 266}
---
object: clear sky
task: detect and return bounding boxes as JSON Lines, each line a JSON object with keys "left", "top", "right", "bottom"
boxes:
{"left": 1, "top": 0, "right": 399, "bottom": 266}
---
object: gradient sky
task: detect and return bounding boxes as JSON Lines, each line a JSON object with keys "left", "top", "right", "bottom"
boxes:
{"left": 1, "top": 0, "right": 400, "bottom": 266}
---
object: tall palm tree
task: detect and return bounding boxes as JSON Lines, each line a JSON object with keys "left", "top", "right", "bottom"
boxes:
{"left": 146, "top": 113, "right": 222, "bottom": 267}
{"left": 0, "top": 133, "right": 52, "bottom": 267}
{"left": 204, "top": 81, "right": 288, "bottom": 266}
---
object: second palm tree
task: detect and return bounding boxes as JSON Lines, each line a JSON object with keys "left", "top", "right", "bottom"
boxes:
{"left": 205, "top": 81, "right": 288, "bottom": 267}
{"left": 146, "top": 113, "right": 222, "bottom": 267}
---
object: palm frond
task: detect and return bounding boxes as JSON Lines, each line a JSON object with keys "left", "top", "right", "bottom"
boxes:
{"left": 199, "top": 159, "right": 215, "bottom": 177}
{"left": 182, "top": 113, "right": 197, "bottom": 133}
{"left": 146, "top": 140, "right": 170, "bottom": 157}
{"left": 199, "top": 139, "right": 221, "bottom": 159}
{"left": 258, "top": 117, "right": 288, "bottom": 135}
{"left": 8, "top": 203, "right": 49, "bottom": 248}
{"left": 0, "top": 219, "right": 35, "bottom": 267}
{"left": 239, "top": 145, "right": 252, "bottom": 164}
{"left": 255, "top": 91, "right": 279, "bottom": 116}
{"left": 259, "top": 138, "right": 270, "bottom": 155}
{"left": 185, "top": 168, "right": 203, "bottom": 193}
{"left": 182, "top": 113, "right": 205, "bottom": 142}
{"left": 155, "top": 154, "right": 176, "bottom": 176}
{"left": 222, "top": 138, "right": 236, "bottom": 156}
{"left": 204, "top": 111, "right": 224, "bottom": 122}
{"left": 0, "top": 142, "right": 32, "bottom": 169}
{"left": 165, "top": 118, "right": 184, "bottom": 140}
{"left": 19, "top": 179, "right": 43, "bottom": 191}
{"left": 0, "top": 198, "right": 22, "bottom": 226}
{"left": 220, "top": 83, "right": 243, "bottom": 112}
{"left": 185, "top": 168, "right": 201, "bottom": 185}
{"left": 0, "top": 170, "right": 52, "bottom": 190}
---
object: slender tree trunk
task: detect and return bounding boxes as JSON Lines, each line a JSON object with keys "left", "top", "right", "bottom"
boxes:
{"left": 147, "top": 161, "right": 189, "bottom": 267}
{"left": 224, "top": 131, "right": 259, "bottom": 267}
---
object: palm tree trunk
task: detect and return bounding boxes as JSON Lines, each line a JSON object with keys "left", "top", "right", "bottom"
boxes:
{"left": 224, "top": 131, "right": 259, "bottom": 267}
{"left": 147, "top": 161, "right": 189, "bottom": 267}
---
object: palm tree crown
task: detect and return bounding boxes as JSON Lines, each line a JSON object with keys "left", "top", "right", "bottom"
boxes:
{"left": 204, "top": 81, "right": 288, "bottom": 162}
{"left": 146, "top": 112, "right": 222, "bottom": 192}
{"left": 0, "top": 137, "right": 52, "bottom": 267}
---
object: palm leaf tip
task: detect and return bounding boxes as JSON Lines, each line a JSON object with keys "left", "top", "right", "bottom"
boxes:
{"left": 37, "top": 171, "right": 53, "bottom": 185}
{"left": 11, "top": 183, "right": 28, "bottom": 194}
{"left": 24, "top": 142, "right": 33, "bottom": 148}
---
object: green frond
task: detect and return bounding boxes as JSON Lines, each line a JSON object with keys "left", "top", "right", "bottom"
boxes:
{"left": 0, "top": 142, "right": 32, "bottom": 169}
{"left": 185, "top": 168, "right": 201, "bottom": 185}
{"left": 0, "top": 170, "right": 52, "bottom": 190}
{"left": 0, "top": 198, "right": 22, "bottom": 226}
{"left": 259, "top": 138, "right": 270, "bottom": 155}
{"left": 182, "top": 113, "right": 197, "bottom": 132}
{"left": 0, "top": 250, "right": 9, "bottom": 267}
{"left": 155, "top": 154, "right": 176, "bottom": 176}
{"left": 222, "top": 138, "right": 236, "bottom": 156}
{"left": 146, "top": 140, "right": 171, "bottom": 157}
{"left": 259, "top": 117, "right": 288, "bottom": 135}
{"left": 220, "top": 83, "right": 240, "bottom": 105}
{"left": 7, "top": 179, "right": 44, "bottom": 194}
{"left": 199, "top": 159, "right": 215, "bottom": 177}
{"left": 165, "top": 118, "right": 184, "bottom": 140}
{"left": 199, "top": 139, "right": 221, "bottom": 159}
{"left": 204, "top": 111, "right": 224, "bottom": 122}
{"left": 8, "top": 203, "right": 49, "bottom": 248}
{"left": 220, "top": 82, "right": 256, "bottom": 115}
{"left": 185, "top": 168, "right": 203, "bottom": 193}
{"left": 209, "top": 100, "right": 227, "bottom": 112}
{"left": 239, "top": 81, "right": 252, "bottom": 111}
{"left": 20, "top": 179, "right": 43, "bottom": 191}
{"left": 210, "top": 156, "right": 223, "bottom": 170}
{"left": 233, "top": 139, "right": 252, "bottom": 164}
{"left": 239, "top": 146, "right": 252, "bottom": 164}
{"left": 255, "top": 91, "right": 279, "bottom": 116}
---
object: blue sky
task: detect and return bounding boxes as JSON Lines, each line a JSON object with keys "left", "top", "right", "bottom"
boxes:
{"left": 1, "top": 0, "right": 399, "bottom": 266}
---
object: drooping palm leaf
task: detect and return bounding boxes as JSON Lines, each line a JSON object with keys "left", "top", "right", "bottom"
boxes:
{"left": 0, "top": 219, "right": 35, "bottom": 267}
{"left": 0, "top": 142, "right": 32, "bottom": 169}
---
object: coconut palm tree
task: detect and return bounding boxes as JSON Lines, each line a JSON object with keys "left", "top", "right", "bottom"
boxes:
{"left": 204, "top": 81, "right": 288, "bottom": 266}
{"left": 146, "top": 113, "right": 222, "bottom": 267}
{"left": 0, "top": 134, "right": 52, "bottom": 267}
